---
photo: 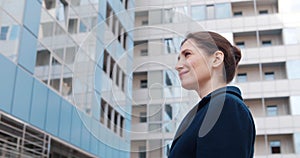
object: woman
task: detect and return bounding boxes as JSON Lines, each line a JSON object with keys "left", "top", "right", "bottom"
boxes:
{"left": 168, "top": 31, "right": 255, "bottom": 158}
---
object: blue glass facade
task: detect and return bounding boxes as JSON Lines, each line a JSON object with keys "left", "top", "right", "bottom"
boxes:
{"left": 0, "top": 0, "right": 133, "bottom": 157}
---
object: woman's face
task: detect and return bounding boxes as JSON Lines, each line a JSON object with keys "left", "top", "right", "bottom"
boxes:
{"left": 175, "top": 39, "right": 212, "bottom": 90}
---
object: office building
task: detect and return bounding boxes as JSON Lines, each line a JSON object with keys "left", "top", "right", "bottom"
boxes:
{"left": 0, "top": 0, "right": 134, "bottom": 157}
{"left": 132, "top": 0, "right": 300, "bottom": 158}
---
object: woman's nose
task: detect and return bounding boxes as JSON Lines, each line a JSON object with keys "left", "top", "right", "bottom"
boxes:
{"left": 175, "top": 60, "right": 183, "bottom": 72}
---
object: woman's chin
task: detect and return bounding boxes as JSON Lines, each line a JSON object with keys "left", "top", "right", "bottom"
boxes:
{"left": 181, "top": 82, "right": 196, "bottom": 91}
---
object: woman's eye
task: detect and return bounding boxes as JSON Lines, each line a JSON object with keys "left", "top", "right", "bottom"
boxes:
{"left": 184, "top": 52, "right": 191, "bottom": 57}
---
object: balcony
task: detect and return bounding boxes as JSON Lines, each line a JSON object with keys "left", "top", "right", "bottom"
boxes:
{"left": 240, "top": 44, "right": 300, "bottom": 64}
{"left": 237, "top": 79, "right": 300, "bottom": 98}
{"left": 255, "top": 115, "right": 300, "bottom": 135}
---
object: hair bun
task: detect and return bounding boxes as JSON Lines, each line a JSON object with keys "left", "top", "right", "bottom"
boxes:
{"left": 232, "top": 46, "right": 241, "bottom": 66}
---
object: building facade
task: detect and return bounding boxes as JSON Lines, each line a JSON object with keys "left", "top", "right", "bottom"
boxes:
{"left": 132, "top": 0, "right": 300, "bottom": 158}
{"left": 0, "top": 0, "right": 134, "bottom": 157}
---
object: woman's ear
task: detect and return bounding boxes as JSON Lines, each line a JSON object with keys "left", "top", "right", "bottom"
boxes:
{"left": 212, "top": 51, "right": 224, "bottom": 68}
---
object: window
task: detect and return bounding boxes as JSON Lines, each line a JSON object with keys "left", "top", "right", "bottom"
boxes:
{"left": 124, "top": 0, "right": 129, "bottom": 9}
{"left": 100, "top": 99, "right": 106, "bottom": 124}
{"left": 235, "top": 41, "right": 245, "bottom": 48}
{"left": 56, "top": 0, "right": 68, "bottom": 21}
{"left": 164, "top": 38, "right": 173, "bottom": 54}
{"left": 103, "top": 50, "right": 109, "bottom": 73}
{"left": 140, "top": 49, "right": 148, "bottom": 56}
{"left": 165, "top": 104, "right": 172, "bottom": 119}
{"left": 79, "top": 21, "right": 87, "bottom": 32}
{"left": 270, "top": 140, "right": 281, "bottom": 154}
{"left": 139, "top": 112, "right": 147, "bottom": 123}
{"left": 141, "top": 20, "right": 148, "bottom": 25}
{"left": 215, "top": 3, "right": 231, "bottom": 19}
{"left": 114, "top": 112, "right": 118, "bottom": 133}
{"left": 110, "top": 58, "right": 116, "bottom": 79}
{"left": 234, "top": 11, "right": 243, "bottom": 16}
{"left": 237, "top": 73, "right": 247, "bottom": 82}
{"left": 140, "top": 80, "right": 147, "bottom": 88}
{"left": 265, "top": 72, "right": 275, "bottom": 80}
{"left": 120, "top": 116, "right": 124, "bottom": 137}
{"left": 106, "top": 2, "right": 112, "bottom": 26}
{"left": 9, "top": 25, "right": 20, "bottom": 40}
{"left": 138, "top": 146, "right": 146, "bottom": 158}
{"left": 68, "top": 18, "right": 78, "bottom": 34}
{"left": 165, "top": 73, "right": 172, "bottom": 86}
{"left": 262, "top": 40, "right": 272, "bottom": 46}
{"left": 62, "top": 78, "right": 72, "bottom": 96}
{"left": 191, "top": 5, "right": 205, "bottom": 21}
{"left": 44, "top": 0, "right": 56, "bottom": 9}
{"left": 107, "top": 106, "right": 112, "bottom": 129}
{"left": 259, "top": 10, "right": 268, "bottom": 15}
{"left": 116, "top": 65, "right": 120, "bottom": 86}
{"left": 0, "top": 26, "right": 9, "bottom": 40}
{"left": 206, "top": 4, "right": 215, "bottom": 19}
{"left": 123, "top": 32, "right": 127, "bottom": 50}
{"left": 266, "top": 105, "right": 278, "bottom": 116}
{"left": 36, "top": 49, "right": 51, "bottom": 66}
{"left": 122, "top": 72, "right": 126, "bottom": 92}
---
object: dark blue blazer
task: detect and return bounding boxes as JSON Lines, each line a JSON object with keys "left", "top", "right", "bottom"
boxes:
{"left": 168, "top": 86, "right": 255, "bottom": 158}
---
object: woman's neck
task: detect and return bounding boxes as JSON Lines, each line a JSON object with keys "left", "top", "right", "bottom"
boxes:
{"left": 196, "top": 78, "right": 226, "bottom": 98}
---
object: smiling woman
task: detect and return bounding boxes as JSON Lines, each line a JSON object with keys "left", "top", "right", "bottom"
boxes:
{"left": 169, "top": 31, "right": 256, "bottom": 158}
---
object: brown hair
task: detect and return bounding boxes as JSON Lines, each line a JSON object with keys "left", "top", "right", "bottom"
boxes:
{"left": 181, "top": 31, "right": 241, "bottom": 83}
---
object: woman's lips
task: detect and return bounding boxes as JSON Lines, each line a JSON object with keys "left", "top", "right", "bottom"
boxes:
{"left": 179, "top": 71, "right": 188, "bottom": 79}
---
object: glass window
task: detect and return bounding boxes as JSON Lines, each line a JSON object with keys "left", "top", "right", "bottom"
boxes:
{"left": 36, "top": 49, "right": 51, "bottom": 66}
{"left": 259, "top": 10, "right": 268, "bottom": 15}
{"left": 265, "top": 72, "right": 275, "bottom": 80}
{"left": 262, "top": 40, "right": 272, "bottom": 46}
{"left": 107, "top": 106, "right": 112, "bottom": 129}
{"left": 206, "top": 4, "right": 215, "bottom": 19}
{"left": 270, "top": 140, "right": 281, "bottom": 154}
{"left": 109, "top": 57, "right": 116, "bottom": 79}
{"left": 140, "top": 49, "right": 148, "bottom": 56}
{"left": 0, "top": 26, "right": 9, "bottom": 40}
{"left": 44, "top": 0, "right": 56, "bottom": 9}
{"left": 236, "top": 41, "right": 245, "bottom": 48}
{"left": 163, "top": 8, "right": 173, "bottom": 23}
{"left": 79, "top": 21, "right": 87, "bottom": 32}
{"left": 164, "top": 38, "right": 173, "bottom": 54}
{"left": 68, "top": 18, "right": 78, "bottom": 34}
{"left": 191, "top": 5, "right": 206, "bottom": 21}
{"left": 172, "top": 7, "right": 188, "bottom": 23}
{"left": 140, "top": 80, "right": 147, "bottom": 88}
{"left": 56, "top": 0, "right": 68, "bottom": 22}
{"left": 234, "top": 11, "right": 243, "bottom": 17}
{"left": 165, "top": 73, "right": 172, "bottom": 86}
{"left": 100, "top": 99, "right": 106, "bottom": 124}
{"left": 215, "top": 3, "right": 231, "bottom": 19}
{"left": 141, "top": 20, "right": 148, "bottom": 25}
{"left": 114, "top": 111, "right": 118, "bottom": 133}
{"left": 139, "top": 112, "right": 147, "bottom": 123}
{"left": 120, "top": 116, "right": 124, "bottom": 137}
{"left": 62, "top": 77, "right": 72, "bottom": 96}
{"left": 103, "top": 50, "right": 109, "bottom": 73}
{"left": 165, "top": 104, "right": 172, "bottom": 119}
{"left": 138, "top": 146, "right": 146, "bottom": 158}
{"left": 9, "top": 25, "right": 20, "bottom": 40}
{"left": 237, "top": 73, "right": 247, "bottom": 82}
{"left": 267, "top": 105, "right": 278, "bottom": 116}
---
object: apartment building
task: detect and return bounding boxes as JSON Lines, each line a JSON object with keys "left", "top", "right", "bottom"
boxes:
{"left": 132, "top": 0, "right": 300, "bottom": 158}
{"left": 0, "top": 0, "right": 134, "bottom": 157}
